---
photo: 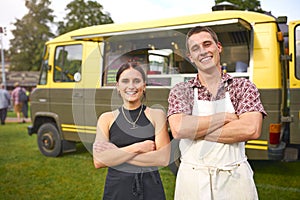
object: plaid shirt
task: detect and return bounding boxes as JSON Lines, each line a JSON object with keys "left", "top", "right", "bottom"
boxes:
{"left": 167, "top": 73, "right": 267, "bottom": 117}
{"left": 11, "top": 87, "right": 26, "bottom": 105}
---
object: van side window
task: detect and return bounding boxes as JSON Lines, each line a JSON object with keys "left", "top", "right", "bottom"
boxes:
{"left": 295, "top": 25, "right": 300, "bottom": 79}
{"left": 39, "top": 46, "right": 49, "bottom": 85}
{"left": 39, "top": 59, "right": 48, "bottom": 85}
{"left": 54, "top": 45, "right": 82, "bottom": 82}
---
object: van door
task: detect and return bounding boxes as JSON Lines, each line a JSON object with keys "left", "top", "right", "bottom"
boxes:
{"left": 288, "top": 20, "right": 300, "bottom": 144}
{"left": 50, "top": 43, "right": 84, "bottom": 142}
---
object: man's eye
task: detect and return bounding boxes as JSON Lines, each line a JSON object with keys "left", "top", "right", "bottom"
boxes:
{"left": 121, "top": 79, "right": 129, "bottom": 83}
{"left": 203, "top": 41, "right": 212, "bottom": 47}
{"left": 191, "top": 46, "right": 199, "bottom": 52}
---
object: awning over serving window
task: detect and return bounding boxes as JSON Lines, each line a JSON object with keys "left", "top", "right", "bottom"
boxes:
{"left": 71, "top": 18, "right": 252, "bottom": 46}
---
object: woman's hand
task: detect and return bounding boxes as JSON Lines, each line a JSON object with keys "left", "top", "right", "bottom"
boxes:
{"left": 133, "top": 140, "right": 156, "bottom": 153}
{"left": 93, "top": 140, "right": 155, "bottom": 154}
{"left": 93, "top": 141, "right": 117, "bottom": 152}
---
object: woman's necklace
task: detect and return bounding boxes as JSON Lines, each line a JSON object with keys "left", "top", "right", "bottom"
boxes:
{"left": 121, "top": 105, "right": 144, "bottom": 129}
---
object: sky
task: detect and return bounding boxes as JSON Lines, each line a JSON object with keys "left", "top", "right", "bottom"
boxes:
{"left": 0, "top": 0, "right": 299, "bottom": 49}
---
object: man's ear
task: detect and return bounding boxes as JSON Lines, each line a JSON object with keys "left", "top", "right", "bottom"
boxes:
{"left": 186, "top": 54, "right": 193, "bottom": 64}
{"left": 217, "top": 42, "right": 222, "bottom": 53}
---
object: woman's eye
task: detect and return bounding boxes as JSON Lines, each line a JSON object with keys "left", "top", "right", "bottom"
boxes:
{"left": 134, "top": 79, "right": 141, "bottom": 84}
{"left": 121, "top": 79, "right": 129, "bottom": 84}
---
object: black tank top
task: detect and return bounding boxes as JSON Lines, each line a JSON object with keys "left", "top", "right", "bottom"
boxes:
{"left": 110, "top": 105, "right": 155, "bottom": 147}
{"left": 109, "top": 105, "right": 156, "bottom": 172}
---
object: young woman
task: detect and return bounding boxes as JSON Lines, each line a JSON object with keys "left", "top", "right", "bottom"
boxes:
{"left": 93, "top": 62, "right": 170, "bottom": 200}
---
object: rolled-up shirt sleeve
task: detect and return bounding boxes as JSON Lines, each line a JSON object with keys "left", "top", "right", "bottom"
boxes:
{"left": 232, "top": 79, "right": 267, "bottom": 117}
{"left": 167, "top": 82, "right": 193, "bottom": 118}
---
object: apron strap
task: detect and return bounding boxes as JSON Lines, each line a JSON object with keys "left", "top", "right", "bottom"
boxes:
{"left": 182, "top": 156, "right": 247, "bottom": 197}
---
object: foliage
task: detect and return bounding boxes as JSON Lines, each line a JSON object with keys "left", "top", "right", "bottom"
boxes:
{"left": 7, "top": 0, "right": 113, "bottom": 71}
{"left": 57, "top": 0, "right": 114, "bottom": 35}
{"left": 9, "top": 0, "right": 55, "bottom": 71}
{"left": 215, "top": 0, "right": 265, "bottom": 13}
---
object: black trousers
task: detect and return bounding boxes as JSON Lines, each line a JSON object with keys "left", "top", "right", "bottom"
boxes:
{"left": 22, "top": 101, "right": 28, "bottom": 118}
{"left": 0, "top": 108, "right": 8, "bottom": 124}
{"left": 103, "top": 167, "right": 166, "bottom": 200}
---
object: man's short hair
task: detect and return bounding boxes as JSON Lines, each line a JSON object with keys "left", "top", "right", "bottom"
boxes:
{"left": 186, "top": 26, "right": 219, "bottom": 53}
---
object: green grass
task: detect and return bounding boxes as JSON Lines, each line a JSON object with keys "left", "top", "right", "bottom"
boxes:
{"left": 6, "top": 103, "right": 30, "bottom": 118}
{"left": 6, "top": 110, "right": 17, "bottom": 118}
{"left": 251, "top": 160, "right": 300, "bottom": 199}
{"left": 0, "top": 122, "right": 175, "bottom": 200}
{"left": 0, "top": 122, "right": 299, "bottom": 200}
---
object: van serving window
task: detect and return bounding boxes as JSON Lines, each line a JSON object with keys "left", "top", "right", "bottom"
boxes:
{"left": 100, "top": 19, "right": 252, "bottom": 87}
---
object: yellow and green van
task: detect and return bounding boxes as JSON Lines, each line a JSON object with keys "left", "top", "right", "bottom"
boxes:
{"left": 28, "top": 10, "right": 300, "bottom": 164}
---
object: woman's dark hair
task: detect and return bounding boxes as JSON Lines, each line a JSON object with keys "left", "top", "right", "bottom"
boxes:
{"left": 116, "top": 62, "right": 146, "bottom": 82}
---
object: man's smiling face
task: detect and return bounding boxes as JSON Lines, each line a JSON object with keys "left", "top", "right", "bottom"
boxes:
{"left": 187, "top": 31, "right": 222, "bottom": 73}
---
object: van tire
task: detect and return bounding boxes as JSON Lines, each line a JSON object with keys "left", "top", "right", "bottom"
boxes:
{"left": 37, "top": 123, "right": 62, "bottom": 157}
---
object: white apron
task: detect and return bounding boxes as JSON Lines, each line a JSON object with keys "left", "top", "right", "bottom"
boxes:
{"left": 174, "top": 87, "right": 258, "bottom": 200}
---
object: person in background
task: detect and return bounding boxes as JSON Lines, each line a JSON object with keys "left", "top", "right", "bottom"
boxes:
{"left": 11, "top": 82, "right": 27, "bottom": 123}
{"left": 167, "top": 26, "right": 267, "bottom": 200}
{"left": 21, "top": 89, "right": 30, "bottom": 119}
{"left": 0, "top": 83, "right": 11, "bottom": 125}
{"left": 93, "top": 62, "right": 170, "bottom": 200}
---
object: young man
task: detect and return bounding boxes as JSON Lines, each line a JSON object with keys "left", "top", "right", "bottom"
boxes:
{"left": 168, "top": 26, "right": 267, "bottom": 200}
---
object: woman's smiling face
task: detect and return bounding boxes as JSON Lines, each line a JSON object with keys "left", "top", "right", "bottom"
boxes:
{"left": 117, "top": 67, "right": 146, "bottom": 104}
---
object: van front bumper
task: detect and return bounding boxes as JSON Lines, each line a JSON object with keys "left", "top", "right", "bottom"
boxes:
{"left": 27, "top": 125, "right": 34, "bottom": 136}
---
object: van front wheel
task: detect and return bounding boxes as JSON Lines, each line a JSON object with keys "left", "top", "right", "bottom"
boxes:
{"left": 37, "top": 123, "right": 62, "bottom": 157}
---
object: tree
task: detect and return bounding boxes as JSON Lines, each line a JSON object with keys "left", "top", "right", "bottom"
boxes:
{"left": 215, "top": 0, "right": 265, "bottom": 13}
{"left": 9, "top": 0, "right": 55, "bottom": 71}
{"left": 57, "top": 0, "right": 114, "bottom": 35}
